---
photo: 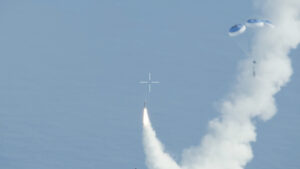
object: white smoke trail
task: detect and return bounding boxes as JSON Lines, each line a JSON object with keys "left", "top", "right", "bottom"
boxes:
{"left": 142, "top": 108, "right": 181, "bottom": 169}
{"left": 142, "top": 0, "right": 300, "bottom": 169}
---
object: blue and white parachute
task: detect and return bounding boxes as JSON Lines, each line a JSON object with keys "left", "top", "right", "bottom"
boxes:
{"left": 246, "top": 18, "right": 274, "bottom": 28}
{"left": 246, "top": 19, "right": 265, "bottom": 27}
{"left": 228, "top": 18, "right": 274, "bottom": 36}
{"left": 228, "top": 24, "right": 247, "bottom": 37}
{"left": 261, "top": 19, "right": 274, "bottom": 28}
{"left": 228, "top": 18, "right": 274, "bottom": 77}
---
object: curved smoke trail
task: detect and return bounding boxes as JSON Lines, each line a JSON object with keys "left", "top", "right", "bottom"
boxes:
{"left": 142, "top": 108, "right": 181, "bottom": 169}
{"left": 142, "top": 0, "right": 300, "bottom": 169}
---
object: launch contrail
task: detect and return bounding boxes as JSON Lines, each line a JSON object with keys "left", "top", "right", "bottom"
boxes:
{"left": 142, "top": 0, "right": 300, "bottom": 169}
{"left": 142, "top": 108, "right": 181, "bottom": 169}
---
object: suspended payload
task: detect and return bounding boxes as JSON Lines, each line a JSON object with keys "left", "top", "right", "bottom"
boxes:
{"left": 228, "top": 18, "right": 274, "bottom": 77}
{"left": 228, "top": 24, "right": 246, "bottom": 37}
{"left": 252, "top": 60, "right": 257, "bottom": 77}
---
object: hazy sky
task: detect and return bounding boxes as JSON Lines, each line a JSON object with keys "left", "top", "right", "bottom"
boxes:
{"left": 0, "top": 1, "right": 299, "bottom": 169}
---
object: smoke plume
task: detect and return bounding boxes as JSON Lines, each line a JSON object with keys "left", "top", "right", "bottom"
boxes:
{"left": 143, "top": 108, "right": 181, "bottom": 169}
{"left": 142, "top": 0, "right": 300, "bottom": 169}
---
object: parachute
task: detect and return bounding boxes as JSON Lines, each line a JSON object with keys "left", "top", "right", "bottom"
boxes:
{"left": 228, "top": 18, "right": 274, "bottom": 37}
{"left": 246, "top": 19, "right": 265, "bottom": 27}
{"left": 246, "top": 18, "right": 274, "bottom": 28}
{"left": 228, "top": 24, "right": 246, "bottom": 37}
{"left": 228, "top": 18, "right": 274, "bottom": 77}
{"left": 261, "top": 19, "right": 275, "bottom": 28}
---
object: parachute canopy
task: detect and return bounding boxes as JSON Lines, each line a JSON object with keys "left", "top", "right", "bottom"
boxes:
{"left": 246, "top": 19, "right": 265, "bottom": 27}
{"left": 228, "top": 24, "right": 246, "bottom": 37}
{"left": 228, "top": 18, "right": 274, "bottom": 37}
{"left": 262, "top": 19, "right": 274, "bottom": 27}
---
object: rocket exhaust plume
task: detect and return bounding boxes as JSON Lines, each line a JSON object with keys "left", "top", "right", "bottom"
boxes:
{"left": 143, "top": 108, "right": 150, "bottom": 127}
{"left": 142, "top": 0, "right": 300, "bottom": 169}
{"left": 142, "top": 108, "right": 181, "bottom": 169}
